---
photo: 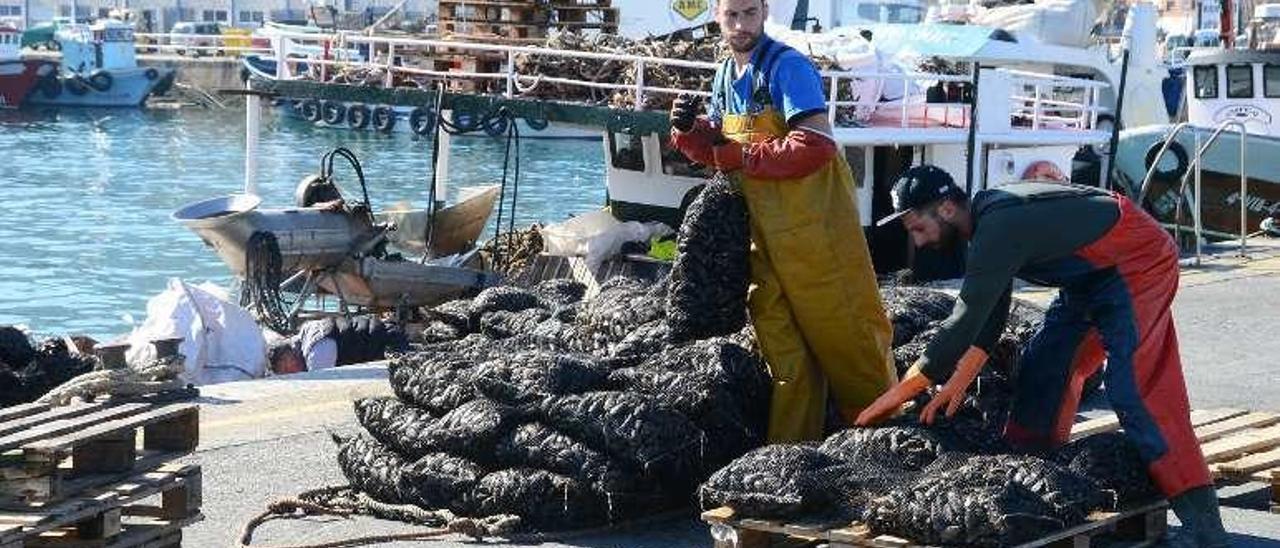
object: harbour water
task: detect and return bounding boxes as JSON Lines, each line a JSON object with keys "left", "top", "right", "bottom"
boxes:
{"left": 0, "top": 107, "right": 606, "bottom": 339}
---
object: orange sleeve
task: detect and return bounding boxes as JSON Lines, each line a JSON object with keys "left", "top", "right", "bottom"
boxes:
{"left": 712, "top": 129, "right": 836, "bottom": 180}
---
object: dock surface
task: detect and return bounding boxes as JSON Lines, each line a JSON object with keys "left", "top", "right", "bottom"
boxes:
{"left": 182, "top": 242, "right": 1280, "bottom": 547}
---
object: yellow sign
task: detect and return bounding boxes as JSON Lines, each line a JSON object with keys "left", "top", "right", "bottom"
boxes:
{"left": 672, "top": 0, "right": 709, "bottom": 22}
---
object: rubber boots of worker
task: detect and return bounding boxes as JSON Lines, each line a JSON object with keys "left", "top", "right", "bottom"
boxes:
{"left": 1168, "top": 485, "right": 1231, "bottom": 547}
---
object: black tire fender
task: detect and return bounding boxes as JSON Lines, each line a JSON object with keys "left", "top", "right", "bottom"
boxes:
{"left": 409, "top": 107, "right": 435, "bottom": 135}
{"left": 321, "top": 101, "right": 346, "bottom": 125}
{"left": 373, "top": 106, "right": 396, "bottom": 133}
{"left": 87, "top": 70, "right": 113, "bottom": 92}
{"left": 347, "top": 104, "right": 371, "bottom": 129}
{"left": 1144, "top": 139, "right": 1189, "bottom": 183}
{"left": 301, "top": 99, "right": 322, "bottom": 122}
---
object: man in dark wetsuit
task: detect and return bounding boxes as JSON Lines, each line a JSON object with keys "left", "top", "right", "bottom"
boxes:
{"left": 268, "top": 315, "right": 407, "bottom": 374}
{"left": 857, "top": 165, "right": 1230, "bottom": 547}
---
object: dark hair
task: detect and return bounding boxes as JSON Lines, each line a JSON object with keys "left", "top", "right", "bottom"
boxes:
{"left": 267, "top": 340, "right": 298, "bottom": 367}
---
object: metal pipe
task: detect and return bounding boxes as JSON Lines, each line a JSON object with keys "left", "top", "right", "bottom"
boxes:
{"left": 1137, "top": 121, "right": 1191, "bottom": 203}
{"left": 1104, "top": 48, "right": 1131, "bottom": 191}
{"left": 244, "top": 86, "right": 260, "bottom": 196}
{"left": 633, "top": 60, "right": 645, "bottom": 111}
{"left": 1194, "top": 130, "right": 1202, "bottom": 263}
{"left": 1171, "top": 120, "right": 1250, "bottom": 260}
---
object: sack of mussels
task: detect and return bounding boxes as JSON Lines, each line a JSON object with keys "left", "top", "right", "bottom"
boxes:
{"left": 337, "top": 276, "right": 773, "bottom": 531}
{"left": 702, "top": 286, "right": 1159, "bottom": 547}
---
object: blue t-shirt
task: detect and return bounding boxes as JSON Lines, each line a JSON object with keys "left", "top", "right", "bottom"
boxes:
{"left": 709, "top": 34, "right": 827, "bottom": 126}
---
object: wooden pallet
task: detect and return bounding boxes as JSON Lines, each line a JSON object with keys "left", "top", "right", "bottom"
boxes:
{"left": 0, "top": 401, "right": 198, "bottom": 510}
{"left": 0, "top": 463, "right": 202, "bottom": 548}
{"left": 702, "top": 501, "right": 1168, "bottom": 548}
{"left": 1070, "top": 407, "right": 1280, "bottom": 512}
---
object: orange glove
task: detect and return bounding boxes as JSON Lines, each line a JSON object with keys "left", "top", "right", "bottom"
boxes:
{"left": 920, "top": 346, "right": 989, "bottom": 425}
{"left": 855, "top": 364, "right": 932, "bottom": 426}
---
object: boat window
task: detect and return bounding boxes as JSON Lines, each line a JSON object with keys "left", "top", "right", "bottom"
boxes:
{"left": 1193, "top": 65, "right": 1219, "bottom": 99}
{"left": 1265, "top": 65, "right": 1280, "bottom": 98}
{"left": 660, "top": 134, "right": 712, "bottom": 179}
{"left": 1227, "top": 64, "right": 1254, "bottom": 98}
{"left": 608, "top": 132, "right": 645, "bottom": 172}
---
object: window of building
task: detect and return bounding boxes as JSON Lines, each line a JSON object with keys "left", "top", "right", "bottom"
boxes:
{"left": 0, "top": 5, "right": 21, "bottom": 16}
{"left": 203, "top": 9, "right": 228, "bottom": 22}
{"left": 1227, "top": 64, "right": 1254, "bottom": 98}
{"left": 857, "top": 3, "right": 879, "bottom": 20}
{"left": 1193, "top": 65, "right": 1218, "bottom": 98}
{"left": 98, "top": 7, "right": 110, "bottom": 18}
{"left": 57, "top": 5, "right": 70, "bottom": 16}
{"left": 1265, "top": 65, "right": 1280, "bottom": 98}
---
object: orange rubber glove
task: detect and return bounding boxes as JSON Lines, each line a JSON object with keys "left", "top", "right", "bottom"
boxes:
{"left": 919, "top": 346, "right": 989, "bottom": 425}
{"left": 855, "top": 364, "right": 932, "bottom": 426}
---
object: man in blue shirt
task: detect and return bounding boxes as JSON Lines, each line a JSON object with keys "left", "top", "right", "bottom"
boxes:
{"left": 670, "top": 0, "right": 894, "bottom": 442}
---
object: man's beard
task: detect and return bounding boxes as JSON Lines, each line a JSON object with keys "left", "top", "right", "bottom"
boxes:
{"left": 727, "top": 32, "right": 761, "bottom": 53}
{"left": 928, "top": 219, "right": 961, "bottom": 251}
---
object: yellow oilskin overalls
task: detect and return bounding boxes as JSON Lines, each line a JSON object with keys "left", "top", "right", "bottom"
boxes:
{"left": 720, "top": 101, "right": 897, "bottom": 443}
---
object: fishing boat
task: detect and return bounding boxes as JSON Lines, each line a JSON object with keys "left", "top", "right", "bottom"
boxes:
{"left": 26, "top": 19, "right": 175, "bottom": 107}
{"left": 0, "top": 23, "right": 55, "bottom": 107}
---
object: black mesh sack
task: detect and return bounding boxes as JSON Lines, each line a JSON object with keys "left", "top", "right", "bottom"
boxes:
{"left": 353, "top": 397, "right": 438, "bottom": 459}
{"left": 1053, "top": 432, "right": 1158, "bottom": 509}
{"left": 388, "top": 353, "right": 479, "bottom": 415}
{"left": 469, "top": 286, "right": 545, "bottom": 321}
{"left": 479, "top": 309, "right": 552, "bottom": 340}
{"left": 420, "top": 398, "right": 518, "bottom": 464}
{"left": 536, "top": 391, "right": 704, "bottom": 484}
{"left": 472, "top": 351, "right": 610, "bottom": 406}
{"left": 471, "top": 468, "right": 605, "bottom": 530}
{"left": 665, "top": 175, "right": 751, "bottom": 344}
{"left": 699, "top": 444, "right": 843, "bottom": 519}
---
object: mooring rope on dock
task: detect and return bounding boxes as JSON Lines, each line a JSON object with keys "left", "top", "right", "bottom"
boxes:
{"left": 237, "top": 485, "right": 521, "bottom": 548}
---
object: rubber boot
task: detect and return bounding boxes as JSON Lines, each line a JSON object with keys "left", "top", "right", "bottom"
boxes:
{"left": 1168, "top": 485, "right": 1231, "bottom": 547}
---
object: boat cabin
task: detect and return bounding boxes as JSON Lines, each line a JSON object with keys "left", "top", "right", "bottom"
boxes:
{"left": 56, "top": 19, "right": 137, "bottom": 73}
{"left": 1185, "top": 49, "right": 1280, "bottom": 136}
{"left": 0, "top": 24, "right": 20, "bottom": 62}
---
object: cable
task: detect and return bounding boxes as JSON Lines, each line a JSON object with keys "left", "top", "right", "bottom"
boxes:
{"left": 241, "top": 231, "right": 292, "bottom": 334}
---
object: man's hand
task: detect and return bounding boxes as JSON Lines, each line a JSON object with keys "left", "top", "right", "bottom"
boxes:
{"left": 919, "top": 346, "right": 989, "bottom": 425}
{"left": 855, "top": 364, "right": 932, "bottom": 426}
{"left": 670, "top": 95, "right": 701, "bottom": 133}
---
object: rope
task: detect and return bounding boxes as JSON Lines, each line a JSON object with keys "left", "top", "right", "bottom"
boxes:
{"left": 241, "top": 231, "right": 292, "bottom": 334}
{"left": 237, "top": 485, "right": 521, "bottom": 548}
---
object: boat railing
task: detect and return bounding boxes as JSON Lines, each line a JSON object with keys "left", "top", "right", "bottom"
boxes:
{"left": 1175, "top": 119, "right": 1250, "bottom": 263}
{"left": 258, "top": 29, "right": 1111, "bottom": 140}
{"left": 133, "top": 32, "right": 273, "bottom": 56}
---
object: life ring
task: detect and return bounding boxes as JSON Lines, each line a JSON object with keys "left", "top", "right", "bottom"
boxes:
{"left": 409, "top": 107, "right": 435, "bottom": 135}
{"left": 300, "top": 99, "right": 322, "bottom": 122}
{"left": 144, "top": 67, "right": 159, "bottom": 81}
{"left": 321, "top": 101, "right": 346, "bottom": 125}
{"left": 65, "top": 77, "right": 89, "bottom": 96}
{"left": 1144, "top": 139, "right": 1189, "bottom": 183}
{"left": 347, "top": 104, "right": 371, "bottom": 130}
{"left": 373, "top": 106, "right": 396, "bottom": 133}
{"left": 87, "top": 70, "right": 113, "bottom": 92}
{"left": 39, "top": 76, "right": 62, "bottom": 98}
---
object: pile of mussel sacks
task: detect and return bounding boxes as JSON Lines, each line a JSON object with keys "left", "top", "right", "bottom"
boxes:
{"left": 0, "top": 326, "right": 95, "bottom": 408}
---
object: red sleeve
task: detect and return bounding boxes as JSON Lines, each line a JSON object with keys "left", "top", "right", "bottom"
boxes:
{"left": 712, "top": 129, "right": 837, "bottom": 180}
{"left": 669, "top": 117, "right": 717, "bottom": 166}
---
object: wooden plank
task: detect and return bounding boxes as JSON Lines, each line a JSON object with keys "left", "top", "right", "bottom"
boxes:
{"left": 23, "top": 405, "right": 197, "bottom": 459}
{"left": 1194, "top": 412, "right": 1280, "bottom": 443}
{"left": 0, "top": 465, "right": 197, "bottom": 543}
{"left": 0, "top": 404, "right": 110, "bottom": 439}
{"left": 0, "top": 403, "right": 54, "bottom": 424}
{"left": 0, "top": 404, "right": 149, "bottom": 454}
{"left": 1190, "top": 408, "right": 1251, "bottom": 428}
{"left": 1200, "top": 424, "right": 1280, "bottom": 463}
{"left": 1070, "top": 415, "right": 1121, "bottom": 439}
{"left": 1215, "top": 446, "right": 1280, "bottom": 475}
{"left": 1071, "top": 408, "right": 1247, "bottom": 441}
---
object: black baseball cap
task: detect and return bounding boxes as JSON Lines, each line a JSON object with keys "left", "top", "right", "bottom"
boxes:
{"left": 875, "top": 165, "right": 965, "bottom": 227}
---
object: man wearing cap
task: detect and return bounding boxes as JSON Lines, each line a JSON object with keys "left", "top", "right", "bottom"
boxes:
{"left": 858, "top": 166, "right": 1229, "bottom": 547}
{"left": 667, "top": 0, "right": 895, "bottom": 442}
